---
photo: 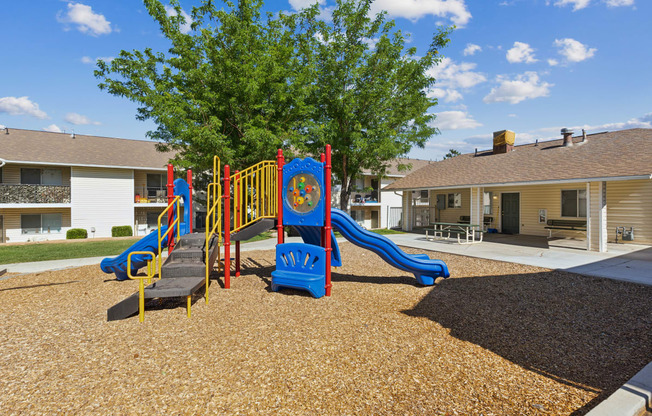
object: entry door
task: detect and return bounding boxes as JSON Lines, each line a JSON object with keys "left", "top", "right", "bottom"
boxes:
{"left": 371, "top": 210, "right": 379, "bottom": 229}
{"left": 501, "top": 193, "right": 520, "bottom": 234}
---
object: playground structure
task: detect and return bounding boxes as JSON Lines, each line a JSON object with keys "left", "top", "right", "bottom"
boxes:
{"left": 102, "top": 145, "right": 450, "bottom": 321}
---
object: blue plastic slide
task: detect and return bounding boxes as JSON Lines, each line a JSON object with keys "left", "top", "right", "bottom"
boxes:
{"left": 100, "top": 179, "right": 191, "bottom": 281}
{"left": 293, "top": 225, "right": 342, "bottom": 267}
{"left": 330, "top": 208, "right": 449, "bottom": 285}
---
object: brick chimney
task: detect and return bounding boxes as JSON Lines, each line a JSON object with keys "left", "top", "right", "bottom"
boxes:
{"left": 493, "top": 130, "right": 515, "bottom": 154}
{"left": 561, "top": 128, "right": 574, "bottom": 147}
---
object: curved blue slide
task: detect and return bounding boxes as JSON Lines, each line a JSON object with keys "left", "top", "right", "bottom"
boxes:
{"left": 330, "top": 208, "right": 449, "bottom": 285}
{"left": 293, "top": 225, "right": 342, "bottom": 267}
{"left": 100, "top": 179, "right": 191, "bottom": 281}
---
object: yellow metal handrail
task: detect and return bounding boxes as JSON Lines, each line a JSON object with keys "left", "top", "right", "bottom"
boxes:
{"left": 157, "top": 196, "right": 181, "bottom": 278}
{"left": 127, "top": 251, "right": 156, "bottom": 323}
{"left": 204, "top": 156, "right": 222, "bottom": 303}
{"left": 230, "top": 160, "right": 277, "bottom": 233}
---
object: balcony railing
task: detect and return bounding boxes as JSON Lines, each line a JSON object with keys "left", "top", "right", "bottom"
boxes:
{"left": 0, "top": 184, "right": 71, "bottom": 204}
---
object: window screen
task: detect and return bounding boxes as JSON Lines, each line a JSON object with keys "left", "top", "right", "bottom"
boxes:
{"left": 42, "top": 214, "right": 62, "bottom": 233}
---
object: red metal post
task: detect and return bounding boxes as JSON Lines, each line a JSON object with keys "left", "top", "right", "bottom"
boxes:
{"left": 235, "top": 170, "right": 241, "bottom": 278}
{"left": 324, "top": 145, "right": 332, "bottom": 296}
{"left": 276, "top": 149, "right": 284, "bottom": 245}
{"left": 320, "top": 153, "right": 326, "bottom": 247}
{"left": 187, "top": 169, "right": 193, "bottom": 234}
{"left": 166, "top": 163, "right": 175, "bottom": 252}
{"left": 224, "top": 165, "right": 231, "bottom": 289}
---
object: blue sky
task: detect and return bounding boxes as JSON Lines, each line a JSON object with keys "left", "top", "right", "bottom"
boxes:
{"left": 1, "top": 0, "right": 650, "bottom": 160}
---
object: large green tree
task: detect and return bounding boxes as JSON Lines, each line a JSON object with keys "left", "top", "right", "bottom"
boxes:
{"left": 96, "top": 0, "right": 317, "bottom": 184}
{"left": 301, "top": 0, "right": 451, "bottom": 210}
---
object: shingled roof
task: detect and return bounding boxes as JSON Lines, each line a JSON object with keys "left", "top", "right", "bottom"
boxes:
{"left": 0, "top": 128, "right": 174, "bottom": 170}
{"left": 384, "top": 128, "right": 652, "bottom": 191}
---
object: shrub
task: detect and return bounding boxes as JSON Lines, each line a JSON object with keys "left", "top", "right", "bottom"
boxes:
{"left": 111, "top": 225, "right": 133, "bottom": 237}
{"left": 66, "top": 228, "right": 88, "bottom": 239}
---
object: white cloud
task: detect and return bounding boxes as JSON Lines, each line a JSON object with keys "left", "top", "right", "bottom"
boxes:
{"left": 362, "top": 37, "right": 380, "bottom": 49}
{"left": 552, "top": 0, "right": 592, "bottom": 10}
{"left": 0, "top": 124, "right": 5, "bottom": 130}
{"left": 463, "top": 43, "right": 482, "bottom": 56}
{"left": 0, "top": 96, "right": 48, "bottom": 119}
{"left": 165, "top": 5, "right": 193, "bottom": 34}
{"left": 64, "top": 112, "right": 101, "bottom": 125}
{"left": 426, "top": 57, "right": 486, "bottom": 103}
{"left": 429, "top": 58, "right": 486, "bottom": 89}
{"left": 483, "top": 72, "right": 552, "bottom": 104}
{"left": 369, "top": 0, "right": 472, "bottom": 27}
{"left": 576, "top": 113, "right": 652, "bottom": 131}
{"left": 289, "top": 0, "right": 334, "bottom": 22}
{"left": 554, "top": 38, "right": 597, "bottom": 63}
{"left": 57, "top": 3, "right": 112, "bottom": 36}
{"left": 433, "top": 111, "right": 482, "bottom": 130}
{"left": 81, "top": 56, "right": 115, "bottom": 64}
{"left": 550, "top": 0, "right": 634, "bottom": 10}
{"left": 506, "top": 42, "right": 538, "bottom": 64}
{"left": 548, "top": 58, "right": 559, "bottom": 66}
{"left": 604, "top": 0, "right": 634, "bottom": 6}
{"left": 427, "top": 88, "right": 464, "bottom": 103}
{"left": 43, "top": 124, "right": 63, "bottom": 133}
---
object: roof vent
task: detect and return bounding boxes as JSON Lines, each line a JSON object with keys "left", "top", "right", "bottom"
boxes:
{"left": 582, "top": 128, "right": 587, "bottom": 142}
{"left": 4, "top": 127, "right": 8, "bottom": 135}
{"left": 561, "top": 128, "right": 574, "bottom": 147}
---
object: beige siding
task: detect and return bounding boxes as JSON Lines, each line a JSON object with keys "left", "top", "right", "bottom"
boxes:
{"left": 429, "top": 188, "right": 470, "bottom": 223}
{"left": 485, "top": 182, "right": 589, "bottom": 237}
{"left": 607, "top": 179, "right": 652, "bottom": 244}
{"left": 0, "top": 164, "right": 71, "bottom": 185}
{"left": 1, "top": 208, "right": 71, "bottom": 243}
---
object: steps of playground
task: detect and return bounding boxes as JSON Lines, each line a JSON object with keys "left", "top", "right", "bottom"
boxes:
{"left": 161, "top": 233, "right": 213, "bottom": 278}
{"left": 107, "top": 277, "right": 205, "bottom": 321}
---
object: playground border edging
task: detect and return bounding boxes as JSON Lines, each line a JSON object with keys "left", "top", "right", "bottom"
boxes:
{"left": 586, "top": 361, "right": 652, "bottom": 416}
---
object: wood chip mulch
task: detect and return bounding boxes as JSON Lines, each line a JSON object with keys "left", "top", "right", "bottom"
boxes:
{"left": 0, "top": 243, "right": 650, "bottom": 415}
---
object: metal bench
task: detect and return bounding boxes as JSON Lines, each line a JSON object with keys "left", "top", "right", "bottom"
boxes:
{"left": 544, "top": 219, "right": 587, "bottom": 238}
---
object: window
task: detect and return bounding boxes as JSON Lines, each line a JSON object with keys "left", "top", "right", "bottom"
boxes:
{"left": 561, "top": 189, "right": 586, "bottom": 217}
{"left": 448, "top": 193, "right": 461, "bottom": 208}
{"left": 0, "top": 166, "right": 3, "bottom": 183}
{"left": 20, "top": 168, "right": 62, "bottom": 185}
{"left": 42, "top": 214, "right": 62, "bottom": 233}
{"left": 147, "top": 174, "right": 166, "bottom": 198}
{"left": 21, "top": 168, "right": 41, "bottom": 184}
{"left": 483, "top": 192, "right": 493, "bottom": 215}
{"left": 147, "top": 212, "right": 162, "bottom": 229}
{"left": 21, "top": 213, "right": 62, "bottom": 234}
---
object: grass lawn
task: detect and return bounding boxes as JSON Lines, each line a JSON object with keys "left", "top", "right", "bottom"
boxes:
{"left": 0, "top": 238, "right": 142, "bottom": 265}
{"left": 0, "top": 227, "right": 400, "bottom": 265}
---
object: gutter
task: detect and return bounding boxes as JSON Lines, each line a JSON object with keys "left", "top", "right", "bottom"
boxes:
{"left": 385, "top": 174, "right": 652, "bottom": 192}
{"left": 1, "top": 159, "right": 168, "bottom": 171}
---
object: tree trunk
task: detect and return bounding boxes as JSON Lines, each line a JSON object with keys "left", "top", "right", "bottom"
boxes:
{"left": 339, "top": 155, "right": 350, "bottom": 211}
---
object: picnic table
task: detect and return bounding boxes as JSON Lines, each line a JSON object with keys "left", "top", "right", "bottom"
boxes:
{"left": 426, "top": 222, "right": 483, "bottom": 244}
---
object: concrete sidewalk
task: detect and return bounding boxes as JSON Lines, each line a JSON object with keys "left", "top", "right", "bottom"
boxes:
{"left": 384, "top": 233, "right": 652, "bottom": 286}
